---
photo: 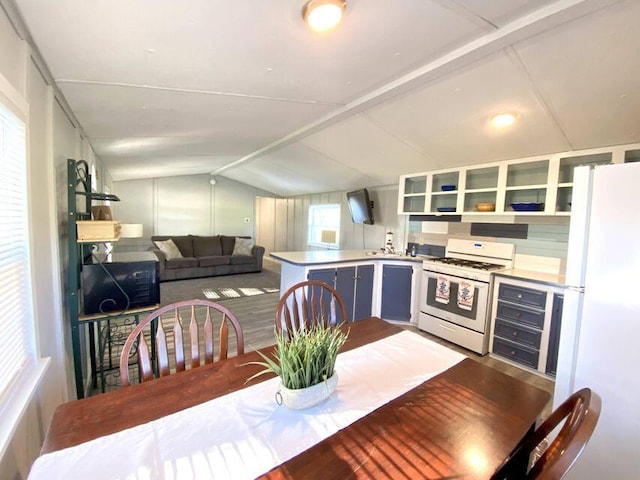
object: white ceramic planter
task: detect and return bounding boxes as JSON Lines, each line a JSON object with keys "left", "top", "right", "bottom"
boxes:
{"left": 277, "top": 373, "right": 338, "bottom": 410}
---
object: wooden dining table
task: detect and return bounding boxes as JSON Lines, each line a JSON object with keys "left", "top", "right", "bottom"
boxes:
{"left": 41, "top": 317, "right": 550, "bottom": 479}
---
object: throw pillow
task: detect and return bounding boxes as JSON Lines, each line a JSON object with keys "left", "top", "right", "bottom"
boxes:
{"left": 232, "top": 237, "right": 254, "bottom": 256}
{"left": 154, "top": 239, "right": 183, "bottom": 260}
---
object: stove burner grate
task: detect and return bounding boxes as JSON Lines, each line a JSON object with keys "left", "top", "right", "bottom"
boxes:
{"left": 428, "top": 257, "right": 504, "bottom": 271}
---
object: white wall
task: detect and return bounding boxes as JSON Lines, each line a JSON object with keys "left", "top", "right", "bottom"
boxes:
{"left": 26, "top": 56, "right": 66, "bottom": 437}
{"left": 257, "top": 185, "right": 407, "bottom": 255}
{"left": 112, "top": 174, "right": 277, "bottom": 250}
{"left": 0, "top": 5, "right": 97, "bottom": 477}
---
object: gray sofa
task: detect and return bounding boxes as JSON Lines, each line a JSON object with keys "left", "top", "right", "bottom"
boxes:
{"left": 150, "top": 235, "right": 264, "bottom": 282}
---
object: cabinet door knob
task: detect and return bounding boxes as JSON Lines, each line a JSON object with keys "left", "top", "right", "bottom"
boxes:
{"left": 517, "top": 293, "right": 523, "bottom": 299}
{"left": 510, "top": 350, "right": 516, "bottom": 356}
{"left": 512, "top": 332, "right": 518, "bottom": 337}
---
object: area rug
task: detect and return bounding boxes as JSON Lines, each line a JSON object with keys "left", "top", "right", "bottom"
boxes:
{"left": 203, "top": 287, "right": 279, "bottom": 300}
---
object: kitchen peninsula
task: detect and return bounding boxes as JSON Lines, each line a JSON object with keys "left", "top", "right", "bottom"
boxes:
{"left": 270, "top": 250, "right": 423, "bottom": 324}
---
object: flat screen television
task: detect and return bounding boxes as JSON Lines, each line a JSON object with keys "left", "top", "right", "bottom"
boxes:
{"left": 82, "top": 252, "right": 160, "bottom": 315}
{"left": 346, "top": 188, "right": 374, "bottom": 225}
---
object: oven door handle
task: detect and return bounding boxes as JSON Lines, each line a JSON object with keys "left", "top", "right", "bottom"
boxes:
{"left": 422, "top": 270, "right": 489, "bottom": 289}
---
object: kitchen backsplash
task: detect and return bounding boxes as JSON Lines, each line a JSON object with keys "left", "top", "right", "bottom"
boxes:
{"left": 408, "top": 219, "right": 570, "bottom": 270}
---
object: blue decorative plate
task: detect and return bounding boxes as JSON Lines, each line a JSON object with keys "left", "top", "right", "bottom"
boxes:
{"left": 437, "top": 207, "right": 456, "bottom": 212}
{"left": 511, "top": 202, "right": 544, "bottom": 212}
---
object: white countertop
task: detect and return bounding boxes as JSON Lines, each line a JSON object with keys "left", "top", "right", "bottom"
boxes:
{"left": 497, "top": 268, "right": 567, "bottom": 287}
{"left": 270, "top": 250, "right": 425, "bottom": 266}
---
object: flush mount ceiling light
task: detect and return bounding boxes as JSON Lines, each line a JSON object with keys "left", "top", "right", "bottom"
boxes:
{"left": 302, "top": 0, "right": 346, "bottom": 32}
{"left": 490, "top": 112, "right": 518, "bottom": 128}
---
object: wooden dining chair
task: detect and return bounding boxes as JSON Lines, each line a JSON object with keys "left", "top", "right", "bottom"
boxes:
{"left": 119, "top": 299, "right": 244, "bottom": 387}
{"left": 275, "top": 280, "right": 348, "bottom": 337}
{"left": 491, "top": 387, "right": 601, "bottom": 480}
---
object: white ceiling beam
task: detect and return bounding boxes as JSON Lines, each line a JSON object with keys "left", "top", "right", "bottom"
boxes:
{"left": 212, "top": 0, "right": 622, "bottom": 176}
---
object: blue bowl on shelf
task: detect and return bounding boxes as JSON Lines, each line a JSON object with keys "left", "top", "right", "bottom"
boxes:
{"left": 437, "top": 207, "right": 456, "bottom": 213}
{"left": 441, "top": 185, "right": 456, "bottom": 191}
{"left": 511, "top": 202, "right": 544, "bottom": 212}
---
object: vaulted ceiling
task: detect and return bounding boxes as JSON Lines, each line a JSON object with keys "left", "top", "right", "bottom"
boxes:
{"left": 13, "top": 0, "right": 640, "bottom": 195}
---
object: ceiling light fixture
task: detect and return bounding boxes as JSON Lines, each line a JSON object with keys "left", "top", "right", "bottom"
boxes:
{"left": 490, "top": 112, "right": 518, "bottom": 128}
{"left": 302, "top": 0, "right": 346, "bottom": 32}
{"left": 210, "top": 175, "right": 217, "bottom": 186}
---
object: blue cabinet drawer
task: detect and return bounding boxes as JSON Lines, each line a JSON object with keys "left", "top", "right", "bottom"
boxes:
{"left": 498, "top": 284, "right": 547, "bottom": 309}
{"left": 495, "top": 301, "right": 545, "bottom": 329}
{"left": 494, "top": 319, "right": 542, "bottom": 349}
{"left": 493, "top": 337, "right": 539, "bottom": 369}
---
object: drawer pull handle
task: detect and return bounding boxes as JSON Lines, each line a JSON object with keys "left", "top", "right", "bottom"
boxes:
{"left": 517, "top": 294, "right": 523, "bottom": 299}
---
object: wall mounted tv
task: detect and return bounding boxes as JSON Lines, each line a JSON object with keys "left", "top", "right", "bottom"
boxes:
{"left": 346, "top": 188, "right": 374, "bottom": 225}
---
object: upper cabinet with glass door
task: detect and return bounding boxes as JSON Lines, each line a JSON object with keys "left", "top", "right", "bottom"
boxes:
{"left": 397, "top": 143, "right": 640, "bottom": 216}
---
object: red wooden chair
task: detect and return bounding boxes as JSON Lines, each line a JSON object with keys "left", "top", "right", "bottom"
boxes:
{"left": 275, "top": 280, "right": 348, "bottom": 337}
{"left": 119, "top": 299, "right": 244, "bottom": 386}
{"left": 491, "top": 387, "right": 602, "bottom": 480}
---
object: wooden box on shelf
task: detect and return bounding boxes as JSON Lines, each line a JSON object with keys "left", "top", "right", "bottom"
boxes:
{"left": 76, "top": 220, "right": 121, "bottom": 242}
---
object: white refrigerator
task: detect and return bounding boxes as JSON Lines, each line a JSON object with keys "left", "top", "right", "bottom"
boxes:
{"left": 554, "top": 161, "right": 640, "bottom": 479}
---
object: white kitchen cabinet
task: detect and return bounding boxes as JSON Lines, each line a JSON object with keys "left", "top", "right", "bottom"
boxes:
{"left": 397, "top": 142, "right": 640, "bottom": 216}
{"left": 461, "top": 165, "right": 500, "bottom": 213}
{"left": 555, "top": 151, "right": 612, "bottom": 215}
{"left": 489, "top": 275, "right": 565, "bottom": 377}
{"left": 398, "top": 173, "right": 428, "bottom": 214}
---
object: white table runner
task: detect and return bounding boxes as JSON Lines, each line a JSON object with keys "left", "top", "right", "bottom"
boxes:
{"left": 29, "top": 331, "right": 465, "bottom": 480}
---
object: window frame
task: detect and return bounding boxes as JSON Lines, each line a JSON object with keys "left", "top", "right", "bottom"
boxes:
{"left": 0, "top": 75, "right": 50, "bottom": 459}
{"left": 307, "top": 203, "right": 341, "bottom": 249}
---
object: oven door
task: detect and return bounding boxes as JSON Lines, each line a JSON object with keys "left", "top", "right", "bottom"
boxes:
{"left": 420, "top": 270, "right": 489, "bottom": 333}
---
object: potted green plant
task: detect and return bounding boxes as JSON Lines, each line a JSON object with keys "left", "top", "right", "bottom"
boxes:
{"left": 248, "top": 323, "right": 349, "bottom": 409}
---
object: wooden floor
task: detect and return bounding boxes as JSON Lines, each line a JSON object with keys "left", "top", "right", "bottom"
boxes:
{"left": 94, "top": 257, "right": 555, "bottom": 415}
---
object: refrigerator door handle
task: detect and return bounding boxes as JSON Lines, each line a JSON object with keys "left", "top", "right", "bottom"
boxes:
{"left": 564, "top": 286, "right": 585, "bottom": 293}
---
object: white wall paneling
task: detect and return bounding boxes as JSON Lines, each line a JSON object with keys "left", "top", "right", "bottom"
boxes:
{"left": 0, "top": 7, "right": 26, "bottom": 95}
{"left": 26, "top": 56, "right": 67, "bottom": 430}
{"left": 259, "top": 185, "right": 408, "bottom": 254}
{"left": 256, "top": 197, "right": 276, "bottom": 255}
{"left": 0, "top": 5, "right": 83, "bottom": 476}
{"left": 52, "top": 97, "right": 84, "bottom": 401}
{"left": 114, "top": 174, "right": 277, "bottom": 246}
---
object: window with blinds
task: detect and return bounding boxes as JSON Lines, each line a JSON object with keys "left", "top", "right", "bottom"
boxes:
{"left": 0, "top": 102, "right": 37, "bottom": 404}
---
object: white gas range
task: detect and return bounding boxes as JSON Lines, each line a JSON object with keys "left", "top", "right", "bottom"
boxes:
{"left": 419, "top": 239, "right": 515, "bottom": 355}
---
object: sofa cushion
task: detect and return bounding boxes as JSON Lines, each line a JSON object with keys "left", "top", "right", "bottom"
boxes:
{"left": 193, "top": 235, "right": 222, "bottom": 257}
{"left": 165, "top": 257, "right": 198, "bottom": 269}
{"left": 198, "top": 255, "right": 230, "bottom": 267}
{"left": 153, "top": 239, "right": 183, "bottom": 260}
{"left": 229, "top": 255, "right": 255, "bottom": 265}
{"left": 152, "top": 235, "right": 194, "bottom": 257}
{"left": 232, "top": 237, "right": 254, "bottom": 256}
{"left": 220, "top": 235, "right": 236, "bottom": 255}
